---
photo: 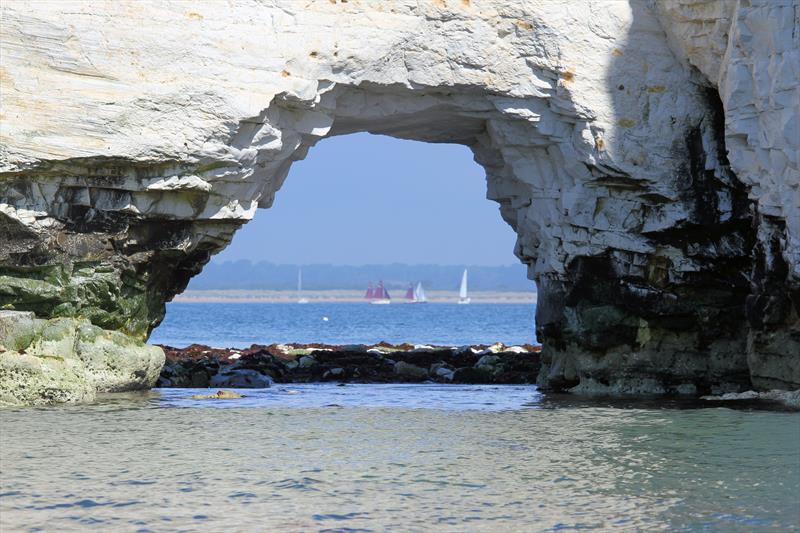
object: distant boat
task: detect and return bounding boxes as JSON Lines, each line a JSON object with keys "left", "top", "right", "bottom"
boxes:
{"left": 297, "top": 268, "right": 309, "bottom": 304}
{"left": 405, "top": 284, "right": 415, "bottom": 301}
{"left": 407, "top": 281, "right": 427, "bottom": 304}
{"left": 457, "top": 269, "right": 470, "bottom": 304}
{"left": 366, "top": 281, "right": 391, "bottom": 304}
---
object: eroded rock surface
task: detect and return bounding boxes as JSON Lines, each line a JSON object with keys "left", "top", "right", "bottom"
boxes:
{"left": 0, "top": 311, "right": 164, "bottom": 405}
{"left": 0, "top": 1, "right": 797, "bottom": 399}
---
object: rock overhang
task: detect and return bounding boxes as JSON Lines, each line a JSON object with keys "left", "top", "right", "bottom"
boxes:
{"left": 0, "top": 0, "right": 797, "bottom": 400}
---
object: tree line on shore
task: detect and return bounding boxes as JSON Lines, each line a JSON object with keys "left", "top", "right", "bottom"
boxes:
{"left": 189, "top": 261, "right": 534, "bottom": 291}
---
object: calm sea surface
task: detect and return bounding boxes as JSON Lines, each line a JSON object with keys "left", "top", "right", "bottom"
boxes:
{"left": 1, "top": 385, "right": 798, "bottom": 532}
{"left": 4, "top": 304, "right": 799, "bottom": 531}
{"left": 151, "top": 302, "right": 537, "bottom": 347}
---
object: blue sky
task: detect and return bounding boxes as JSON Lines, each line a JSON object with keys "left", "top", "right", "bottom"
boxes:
{"left": 213, "top": 132, "right": 519, "bottom": 266}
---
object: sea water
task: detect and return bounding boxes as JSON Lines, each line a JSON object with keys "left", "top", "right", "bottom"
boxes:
{"left": 4, "top": 305, "right": 799, "bottom": 531}
{"left": 1, "top": 385, "right": 798, "bottom": 531}
{"left": 150, "top": 302, "right": 537, "bottom": 347}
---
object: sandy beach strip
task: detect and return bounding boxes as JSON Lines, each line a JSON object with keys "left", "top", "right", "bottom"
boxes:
{"left": 172, "top": 289, "right": 537, "bottom": 304}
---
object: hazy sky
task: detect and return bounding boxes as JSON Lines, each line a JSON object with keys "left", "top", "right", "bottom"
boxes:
{"left": 213, "top": 132, "right": 519, "bottom": 266}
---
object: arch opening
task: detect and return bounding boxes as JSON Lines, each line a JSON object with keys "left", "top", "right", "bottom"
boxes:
{"left": 151, "top": 132, "right": 537, "bottom": 349}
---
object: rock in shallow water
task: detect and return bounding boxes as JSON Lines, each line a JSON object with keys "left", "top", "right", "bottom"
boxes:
{"left": 0, "top": 311, "right": 164, "bottom": 406}
{"left": 0, "top": 351, "right": 95, "bottom": 406}
{"left": 157, "top": 344, "right": 541, "bottom": 387}
{"left": 190, "top": 390, "right": 244, "bottom": 400}
{"left": 701, "top": 390, "right": 800, "bottom": 411}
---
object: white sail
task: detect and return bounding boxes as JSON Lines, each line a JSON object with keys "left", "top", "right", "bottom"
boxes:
{"left": 414, "top": 282, "right": 427, "bottom": 303}
{"left": 297, "top": 268, "right": 308, "bottom": 304}
{"left": 458, "top": 269, "right": 470, "bottom": 304}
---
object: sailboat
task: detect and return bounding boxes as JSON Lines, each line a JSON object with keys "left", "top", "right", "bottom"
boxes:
{"left": 366, "top": 281, "right": 391, "bottom": 304}
{"left": 404, "top": 282, "right": 427, "bottom": 304}
{"left": 413, "top": 282, "right": 427, "bottom": 304}
{"left": 297, "top": 268, "right": 309, "bottom": 304}
{"left": 457, "top": 269, "right": 470, "bottom": 304}
{"left": 404, "top": 284, "right": 415, "bottom": 301}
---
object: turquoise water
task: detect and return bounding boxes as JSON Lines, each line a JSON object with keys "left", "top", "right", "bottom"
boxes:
{"left": 151, "top": 302, "right": 537, "bottom": 347}
{"left": 1, "top": 385, "right": 798, "bottom": 532}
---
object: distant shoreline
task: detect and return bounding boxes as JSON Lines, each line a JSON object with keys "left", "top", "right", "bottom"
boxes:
{"left": 172, "top": 289, "right": 537, "bottom": 304}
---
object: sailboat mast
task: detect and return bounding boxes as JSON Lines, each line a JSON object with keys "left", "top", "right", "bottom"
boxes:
{"left": 297, "top": 268, "right": 309, "bottom": 303}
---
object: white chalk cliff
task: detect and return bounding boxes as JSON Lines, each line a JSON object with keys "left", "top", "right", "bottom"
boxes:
{"left": 0, "top": 0, "right": 797, "bottom": 398}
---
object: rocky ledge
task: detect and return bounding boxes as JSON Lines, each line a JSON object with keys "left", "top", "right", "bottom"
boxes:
{"left": 0, "top": 311, "right": 164, "bottom": 406}
{"left": 700, "top": 390, "right": 800, "bottom": 411}
{"left": 158, "top": 342, "right": 542, "bottom": 388}
{"left": 1, "top": 2, "right": 797, "bottom": 401}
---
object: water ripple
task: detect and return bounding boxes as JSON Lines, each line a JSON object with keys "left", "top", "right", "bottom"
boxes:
{"left": 1, "top": 384, "right": 798, "bottom": 531}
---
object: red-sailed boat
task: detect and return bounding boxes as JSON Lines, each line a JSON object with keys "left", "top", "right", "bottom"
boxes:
{"left": 365, "top": 281, "right": 391, "bottom": 304}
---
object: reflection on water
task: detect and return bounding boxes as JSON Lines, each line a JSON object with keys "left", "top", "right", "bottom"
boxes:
{"left": 1, "top": 385, "right": 798, "bottom": 532}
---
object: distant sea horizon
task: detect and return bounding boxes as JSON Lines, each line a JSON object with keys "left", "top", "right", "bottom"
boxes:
{"left": 189, "top": 260, "right": 534, "bottom": 292}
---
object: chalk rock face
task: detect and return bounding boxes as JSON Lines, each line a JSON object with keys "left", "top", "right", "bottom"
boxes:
{"left": 0, "top": 0, "right": 797, "bottom": 400}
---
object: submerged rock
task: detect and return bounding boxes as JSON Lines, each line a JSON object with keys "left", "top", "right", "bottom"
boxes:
{"left": 701, "top": 390, "right": 800, "bottom": 411}
{"left": 191, "top": 390, "right": 244, "bottom": 400}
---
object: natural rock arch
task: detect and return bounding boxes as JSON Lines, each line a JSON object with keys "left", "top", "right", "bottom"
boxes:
{"left": 1, "top": 0, "right": 797, "bottom": 397}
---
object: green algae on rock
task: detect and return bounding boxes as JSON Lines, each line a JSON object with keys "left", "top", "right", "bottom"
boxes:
{"left": 0, "top": 311, "right": 164, "bottom": 406}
